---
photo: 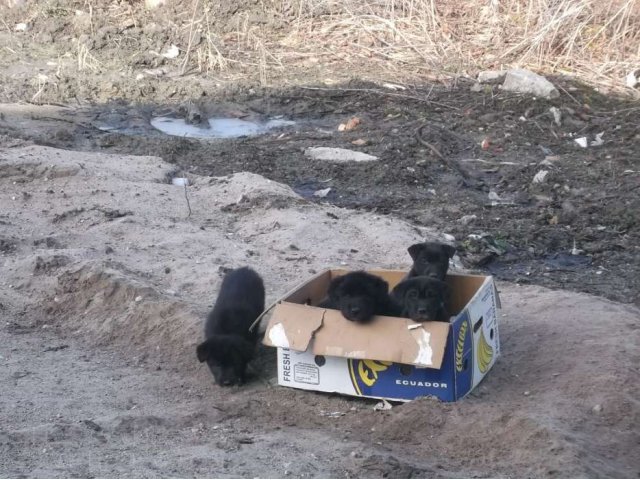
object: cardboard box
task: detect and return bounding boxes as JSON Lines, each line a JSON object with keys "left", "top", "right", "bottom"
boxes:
{"left": 263, "top": 269, "right": 501, "bottom": 402}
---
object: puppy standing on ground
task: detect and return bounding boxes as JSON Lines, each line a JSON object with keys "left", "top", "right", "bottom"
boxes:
{"left": 318, "top": 271, "right": 400, "bottom": 323}
{"left": 391, "top": 276, "right": 451, "bottom": 322}
{"left": 407, "top": 242, "right": 456, "bottom": 280}
{"left": 196, "top": 267, "right": 265, "bottom": 386}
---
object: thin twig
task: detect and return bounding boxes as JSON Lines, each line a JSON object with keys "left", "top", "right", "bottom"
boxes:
{"left": 180, "top": 0, "right": 200, "bottom": 75}
{"left": 183, "top": 174, "right": 192, "bottom": 218}
{"left": 297, "top": 85, "right": 458, "bottom": 110}
{"left": 416, "top": 123, "right": 481, "bottom": 187}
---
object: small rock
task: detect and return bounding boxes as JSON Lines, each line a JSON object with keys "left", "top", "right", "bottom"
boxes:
{"left": 134, "top": 296, "right": 142, "bottom": 302}
{"left": 477, "top": 70, "right": 507, "bottom": 84}
{"left": 14, "top": 23, "right": 28, "bottom": 32}
{"left": 164, "top": 267, "right": 171, "bottom": 274}
{"left": 105, "top": 246, "right": 114, "bottom": 254}
{"left": 488, "top": 191, "right": 502, "bottom": 201}
{"left": 523, "top": 391, "right": 530, "bottom": 396}
{"left": 458, "top": 214, "right": 477, "bottom": 225}
{"left": 549, "top": 107, "right": 562, "bottom": 126}
{"left": 305, "top": 147, "right": 378, "bottom": 163}
{"left": 470, "top": 82, "right": 483, "bottom": 92}
{"left": 351, "top": 138, "right": 367, "bottom": 146}
{"left": 501, "top": 68, "right": 560, "bottom": 99}
{"left": 592, "top": 404, "right": 602, "bottom": 413}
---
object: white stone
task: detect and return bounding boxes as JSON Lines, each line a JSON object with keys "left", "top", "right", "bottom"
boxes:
{"left": 501, "top": 69, "right": 560, "bottom": 99}
{"left": 304, "top": 147, "right": 378, "bottom": 163}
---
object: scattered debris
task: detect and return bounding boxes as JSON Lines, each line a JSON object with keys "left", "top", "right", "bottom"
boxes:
{"left": 571, "top": 239, "right": 584, "bottom": 256}
{"left": 14, "top": 23, "right": 28, "bottom": 32}
{"left": 82, "top": 419, "right": 103, "bottom": 431}
{"left": 161, "top": 44, "right": 180, "bottom": 59}
{"left": 304, "top": 147, "right": 378, "bottom": 163}
{"left": 574, "top": 133, "right": 604, "bottom": 148}
{"left": 145, "top": 0, "right": 166, "bottom": 8}
{"left": 465, "top": 233, "right": 511, "bottom": 256}
{"left": 312, "top": 187, "right": 331, "bottom": 198}
{"left": 338, "top": 117, "right": 361, "bottom": 132}
{"left": 319, "top": 411, "right": 346, "bottom": 417}
{"left": 172, "top": 177, "right": 189, "bottom": 187}
{"left": 481, "top": 138, "right": 490, "bottom": 150}
{"left": 592, "top": 404, "right": 603, "bottom": 413}
{"left": 501, "top": 69, "right": 560, "bottom": 99}
{"left": 470, "top": 83, "right": 483, "bottom": 93}
{"left": 381, "top": 83, "right": 406, "bottom": 91}
{"left": 625, "top": 69, "right": 639, "bottom": 89}
{"left": 591, "top": 132, "right": 604, "bottom": 147}
{"left": 574, "top": 137, "right": 588, "bottom": 148}
{"left": 532, "top": 170, "right": 549, "bottom": 184}
{"left": 373, "top": 399, "right": 393, "bottom": 411}
{"left": 43, "top": 345, "right": 69, "bottom": 352}
{"left": 351, "top": 138, "right": 367, "bottom": 146}
{"left": 549, "top": 107, "right": 562, "bottom": 126}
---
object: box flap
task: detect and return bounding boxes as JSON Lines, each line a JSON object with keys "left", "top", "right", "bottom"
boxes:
{"left": 312, "top": 310, "right": 449, "bottom": 368}
{"left": 263, "top": 303, "right": 324, "bottom": 351}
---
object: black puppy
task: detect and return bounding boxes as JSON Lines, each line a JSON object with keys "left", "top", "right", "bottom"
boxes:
{"left": 196, "top": 267, "right": 265, "bottom": 386}
{"left": 319, "top": 271, "right": 399, "bottom": 323}
{"left": 407, "top": 242, "right": 456, "bottom": 280}
{"left": 391, "top": 276, "right": 450, "bottom": 322}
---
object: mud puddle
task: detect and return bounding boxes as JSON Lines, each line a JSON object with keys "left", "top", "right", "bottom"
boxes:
{"left": 150, "top": 116, "right": 295, "bottom": 139}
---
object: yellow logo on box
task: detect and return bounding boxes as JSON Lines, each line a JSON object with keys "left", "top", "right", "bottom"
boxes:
{"left": 455, "top": 321, "right": 468, "bottom": 373}
{"left": 349, "top": 359, "right": 392, "bottom": 394}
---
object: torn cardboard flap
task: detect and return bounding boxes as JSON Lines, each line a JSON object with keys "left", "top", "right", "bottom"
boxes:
{"left": 263, "top": 303, "right": 449, "bottom": 368}
{"left": 262, "top": 302, "right": 324, "bottom": 351}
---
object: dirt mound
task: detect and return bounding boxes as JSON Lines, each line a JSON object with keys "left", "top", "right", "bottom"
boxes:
{"left": 48, "top": 264, "right": 200, "bottom": 367}
{"left": 1, "top": 144, "right": 639, "bottom": 477}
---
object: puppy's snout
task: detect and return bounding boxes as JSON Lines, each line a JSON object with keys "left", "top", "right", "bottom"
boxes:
{"left": 350, "top": 306, "right": 361, "bottom": 315}
{"left": 417, "top": 306, "right": 428, "bottom": 315}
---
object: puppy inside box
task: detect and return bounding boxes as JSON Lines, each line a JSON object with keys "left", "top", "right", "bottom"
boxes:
{"left": 263, "top": 268, "right": 501, "bottom": 402}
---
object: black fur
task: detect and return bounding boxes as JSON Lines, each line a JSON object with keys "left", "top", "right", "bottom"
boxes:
{"left": 319, "top": 271, "right": 400, "bottom": 323}
{"left": 407, "top": 242, "right": 456, "bottom": 280}
{"left": 391, "top": 276, "right": 451, "bottom": 322}
{"left": 196, "top": 267, "right": 265, "bottom": 386}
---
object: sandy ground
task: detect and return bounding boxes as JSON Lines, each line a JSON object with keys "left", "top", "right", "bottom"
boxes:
{"left": 1, "top": 145, "right": 639, "bottom": 478}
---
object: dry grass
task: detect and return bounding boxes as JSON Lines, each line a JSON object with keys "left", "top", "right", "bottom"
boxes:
{"left": 10, "top": 0, "right": 638, "bottom": 93}
{"left": 268, "top": 0, "right": 640, "bottom": 90}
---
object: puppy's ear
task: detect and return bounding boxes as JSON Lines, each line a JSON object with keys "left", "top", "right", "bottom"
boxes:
{"left": 373, "top": 276, "right": 390, "bottom": 295}
{"left": 407, "top": 243, "right": 425, "bottom": 261}
{"left": 196, "top": 340, "right": 212, "bottom": 363}
{"left": 327, "top": 275, "right": 346, "bottom": 300}
{"left": 391, "top": 280, "right": 410, "bottom": 300}
{"left": 442, "top": 244, "right": 456, "bottom": 259}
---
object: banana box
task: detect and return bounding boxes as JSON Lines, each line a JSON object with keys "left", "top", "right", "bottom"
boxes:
{"left": 263, "top": 269, "right": 501, "bottom": 402}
